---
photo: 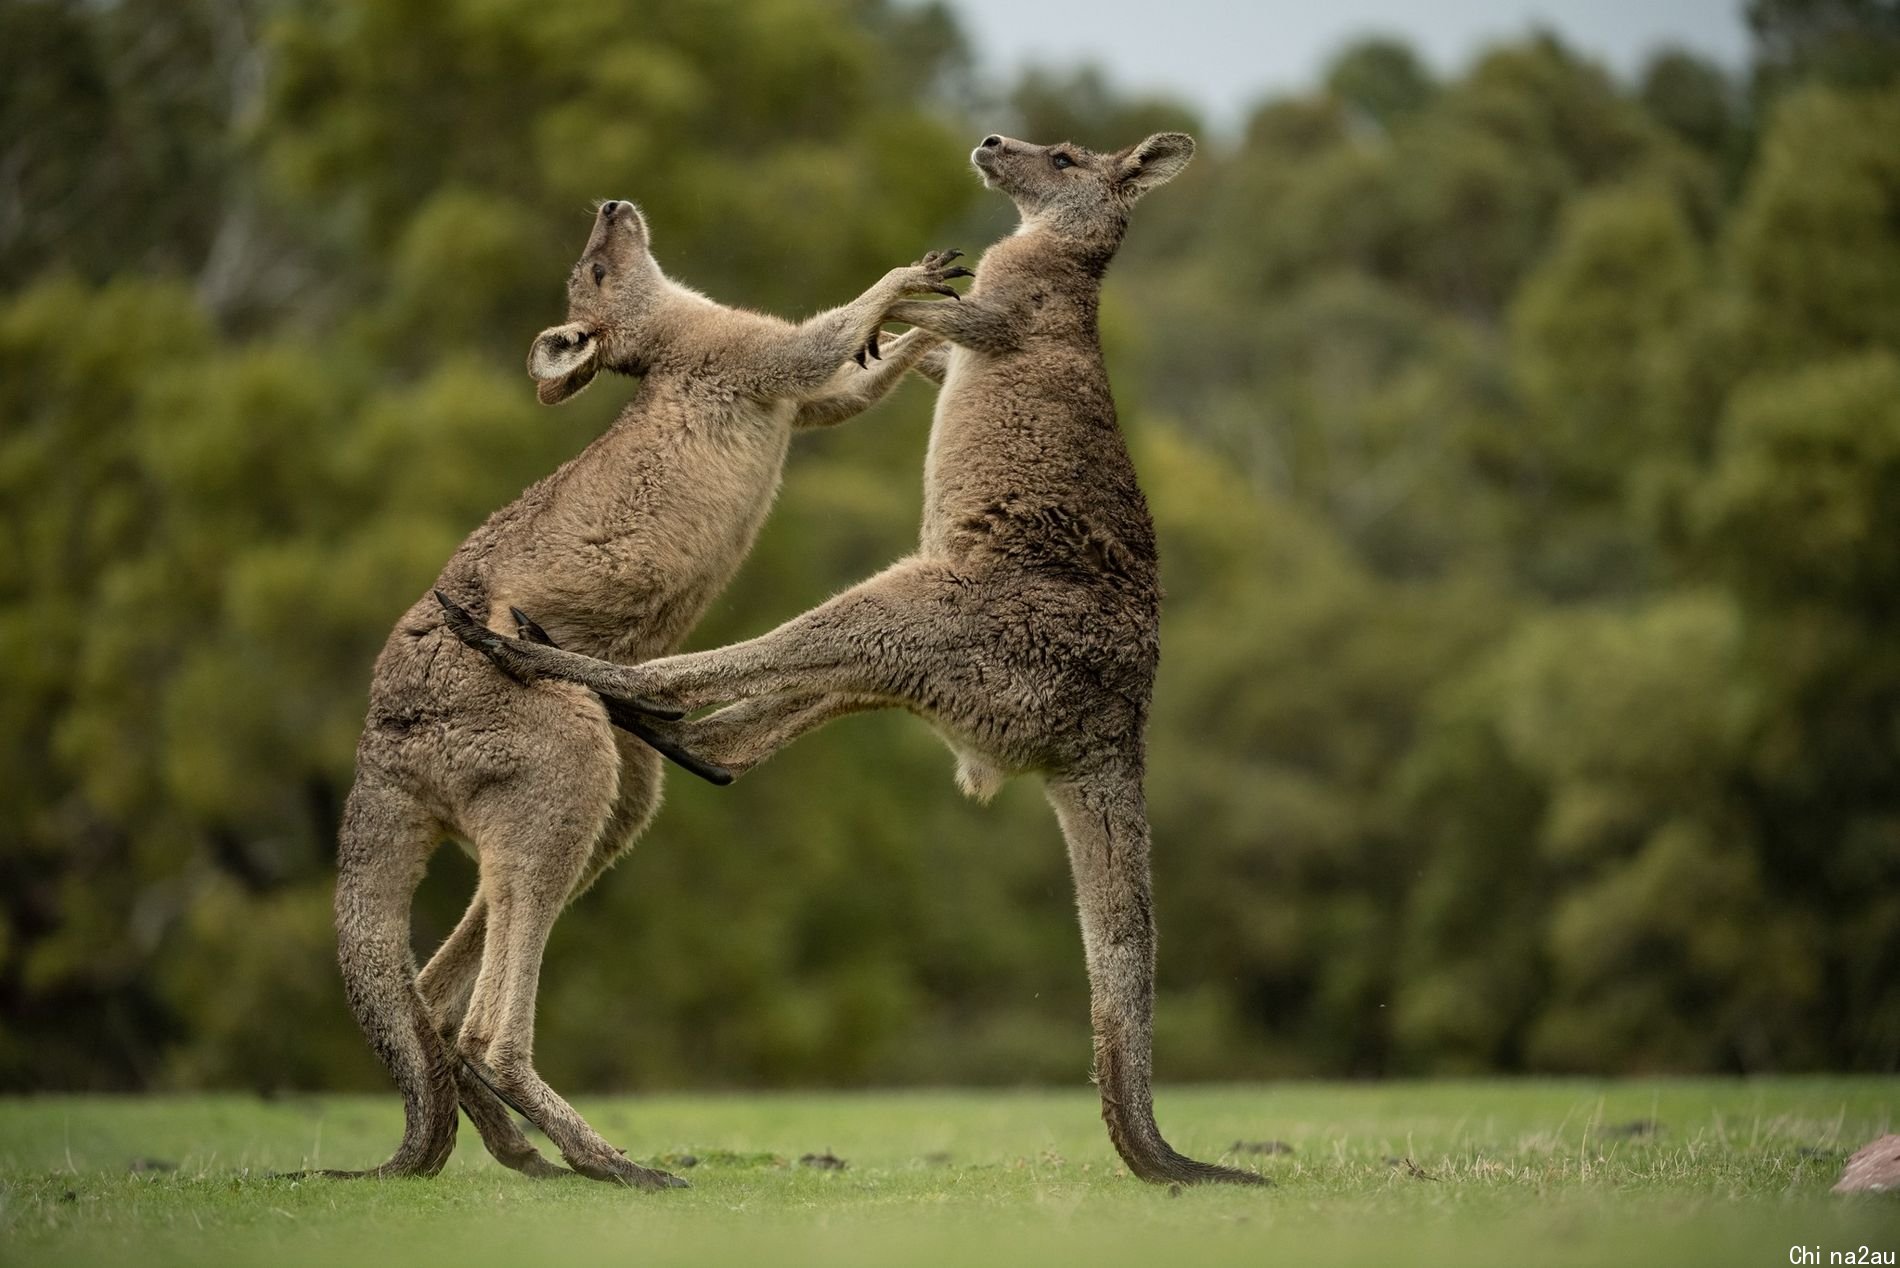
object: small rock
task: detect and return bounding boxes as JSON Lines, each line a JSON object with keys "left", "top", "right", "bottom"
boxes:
{"left": 60, "top": 1190, "right": 77, "bottom": 1203}
{"left": 128, "top": 1157, "right": 178, "bottom": 1174}
{"left": 799, "top": 1151, "right": 848, "bottom": 1171}
{"left": 1168, "top": 1183, "right": 1183, "bottom": 1198}
{"left": 1834, "top": 1134, "right": 1900, "bottom": 1194}
{"left": 1229, "top": 1140, "right": 1293, "bottom": 1156}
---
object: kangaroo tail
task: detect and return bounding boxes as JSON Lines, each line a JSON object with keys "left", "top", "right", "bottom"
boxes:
{"left": 1046, "top": 771, "right": 1267, "bottom": 1187}
{"left": 324, "top": 780, "right": 458, "bottom": 1178}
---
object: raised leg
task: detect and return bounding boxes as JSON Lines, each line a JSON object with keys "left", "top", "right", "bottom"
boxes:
{"left": 1044, "top": 770, "right": 1265, "bottom": 1186}
{"left": 629, "top": 690, "right": 882, "bottom": 781}
{"left": 441, "top": 560, "right": 974, "bottom": 718}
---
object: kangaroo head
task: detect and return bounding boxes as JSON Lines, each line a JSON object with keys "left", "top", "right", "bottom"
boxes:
{"left": 529, "top": 199, "right": 663, "bottom": 405}
{"left": 971, "top": 131, "right": 1195, "bottom": 240}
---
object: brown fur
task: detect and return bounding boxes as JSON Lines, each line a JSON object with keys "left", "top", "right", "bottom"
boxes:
{"left": 331, "top": 200, "right": 960, "bottom": 1186}
{"left": 445, "top": 137, "right": 1265, "bottom": 1186}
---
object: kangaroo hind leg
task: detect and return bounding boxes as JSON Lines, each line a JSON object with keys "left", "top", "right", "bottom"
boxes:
{"left": 455, "top": 776, "right": 684, "bottom": 1191}
{"left": 417, "top": 895, "right": 569, "bottom": 1178}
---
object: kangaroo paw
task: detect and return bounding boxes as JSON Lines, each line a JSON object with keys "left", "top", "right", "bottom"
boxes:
{"left": 600, "top": 699, "right": 735, "bottom": 787}
{"left": 510, "top": 606, "right": 556, "bottom": 646}
{"left": 435, "top": 590, "right": 506, "bottom": 655}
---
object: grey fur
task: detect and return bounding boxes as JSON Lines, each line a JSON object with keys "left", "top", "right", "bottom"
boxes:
{"left": 444, "top": 136, "right": 1265, "bottom": 1187}
{"left": 332, "top": 199, "right": 959, "bottom": 1186}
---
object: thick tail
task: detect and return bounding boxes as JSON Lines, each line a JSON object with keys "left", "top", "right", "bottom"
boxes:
{"left": 1045, "top": 771, "right": 1267, "bottom": 1187}
{"left": 326, "top": 780, "right": 459, "bottom": 1178}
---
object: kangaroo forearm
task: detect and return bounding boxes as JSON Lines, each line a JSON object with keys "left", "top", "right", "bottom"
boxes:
{"left": 793, "top": 329, "right": 940, "bottom": 429}
{"left": 767, "top": 272, "right": 906, "bottom": 393}
{"left": 913, "top": 342, "right": 949, "bottom": 384}
{"left": 885, "top": 298, "right": 1018, "bottom": 353}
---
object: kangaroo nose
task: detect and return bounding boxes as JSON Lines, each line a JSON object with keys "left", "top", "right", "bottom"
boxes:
{"left": 981, "top": 135, "right": 1002, "bottom": 149}
{"left": 600, "top": 200, "right": 619, "bottom": 217}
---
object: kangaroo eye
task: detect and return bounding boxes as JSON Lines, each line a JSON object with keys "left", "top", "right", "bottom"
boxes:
{"left": 1052, "top": 152, "right": 1075, "bottom": 170}
{"left": 591, "top": 263, "right": 607, "bottom": 285}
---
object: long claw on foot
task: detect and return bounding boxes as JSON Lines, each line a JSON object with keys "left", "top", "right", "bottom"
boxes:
{"left": 435, "top": 590, "right": 504, "bottom": 653}
{"left": 600, "top": 698, "right": 734, "bottom": 786}
{"left": 510, "top": 606, "right": 556, "bottom": 646}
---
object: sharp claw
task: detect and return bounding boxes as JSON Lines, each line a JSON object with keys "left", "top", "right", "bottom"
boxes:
{"left": 943, "top": 267, "right": 974, "bottom": 280}
{"left": 867, "top": 333, "right": 882, "bottom": 361}
{"left": 435, "top": 589, "right": 503, "bottom": 651}
{"left": 853, "top": 348, "right": 867, "bottom": 368}
{"left": 601, "top": 700, "right": 734, "bottom": 785}
{"left": 509, "top": 606, "right": 556, "bottom": 646}
{"left": 601, "top": 692, "right": 687, "bottom": 723}
{"left": 929, "top": 285, "right": 961, "bottom": 300}
{"left": 942, "top": 248, "right": 962, "bottom": 263}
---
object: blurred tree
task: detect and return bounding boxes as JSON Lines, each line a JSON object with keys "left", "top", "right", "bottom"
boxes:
{"left": 1007, "top": 64, "right": 1201, "bottom": 150}
{"left": 1749, "top": 0, "right": 1900, "bottom": 94}
{"left": 1325, "top": 35, "right": 1438, "bottom": 132}
{"left": 1639, "top": 48, "right": 1741, "bottom": 158}
{"left": 3, "top": 4, "right": 1898, "bottom": 1092}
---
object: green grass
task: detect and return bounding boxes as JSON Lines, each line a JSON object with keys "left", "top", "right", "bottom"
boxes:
{"left": 2, "top": 1081, "right": 1896, "bottom": 1266}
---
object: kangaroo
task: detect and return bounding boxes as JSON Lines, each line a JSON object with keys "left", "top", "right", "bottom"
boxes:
{"left": 440, "top": 134, "right": 1265, "bottom": 1187}
{"left": 331, "top": 198, "right": 965, "bottom": 1187}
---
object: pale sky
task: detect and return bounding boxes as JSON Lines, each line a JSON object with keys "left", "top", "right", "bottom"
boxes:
{"left": 949, "top": 0, "right": 1753, "bottom": 129}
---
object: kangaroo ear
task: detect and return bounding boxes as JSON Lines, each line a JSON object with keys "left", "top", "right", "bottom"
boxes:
{"left": 1117, "top": 132, "right": 1195, "bottom": 198}
{"left": 528, "top": 322, "right": 599, "bottom": 406}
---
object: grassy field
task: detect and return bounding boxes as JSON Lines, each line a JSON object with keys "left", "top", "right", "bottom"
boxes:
{"left": 1, "top": 1080, "right": 1895, "bottom": 1266}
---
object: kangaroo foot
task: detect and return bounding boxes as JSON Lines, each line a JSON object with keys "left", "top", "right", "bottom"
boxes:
{"left": 474, "top": 597, "right": 730, "bottom": 784}
{"left": 432, "top": 590, "right": 686, "bottom": 720}
{"left": 510, "top": 606, "right": 555, "bottom": 646}
{"left": 599, "top": 698, "right": 734, "bottom": 786}
{"left": 567, "top": 1144, "right": 690, "bottom": 1191}
{"left": 461, "top": 1052, "right": 687, "bottom": 1191}
{"left": 450, "top": 1061, "right": 571, "bottom": 1179}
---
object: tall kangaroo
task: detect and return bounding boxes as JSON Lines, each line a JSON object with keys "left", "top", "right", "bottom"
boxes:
{"left": 333, "top": 199, "right": 964, "bottom": 1187}
{"left": 442, "top": 135, "right": 1265, "bottom": 1186}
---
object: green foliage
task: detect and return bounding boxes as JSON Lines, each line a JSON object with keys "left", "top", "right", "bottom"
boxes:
{"left": 1, "top": 0, "right": 1896, "bottom": 1092}
{"left": 1325, "top": 36, "right": 1438, "bottom": 131}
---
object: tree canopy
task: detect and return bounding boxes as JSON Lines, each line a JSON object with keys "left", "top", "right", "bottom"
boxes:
{"left": 2, "top": 0, "right": 1896, "bottom": 1090}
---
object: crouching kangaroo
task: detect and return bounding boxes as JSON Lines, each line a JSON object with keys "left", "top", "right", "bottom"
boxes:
{"left": 333, "top": 198, "right": 964, "bottom": 1187}
{"left": 442, "top": 135, "right": 1264, "bottom": 1187}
